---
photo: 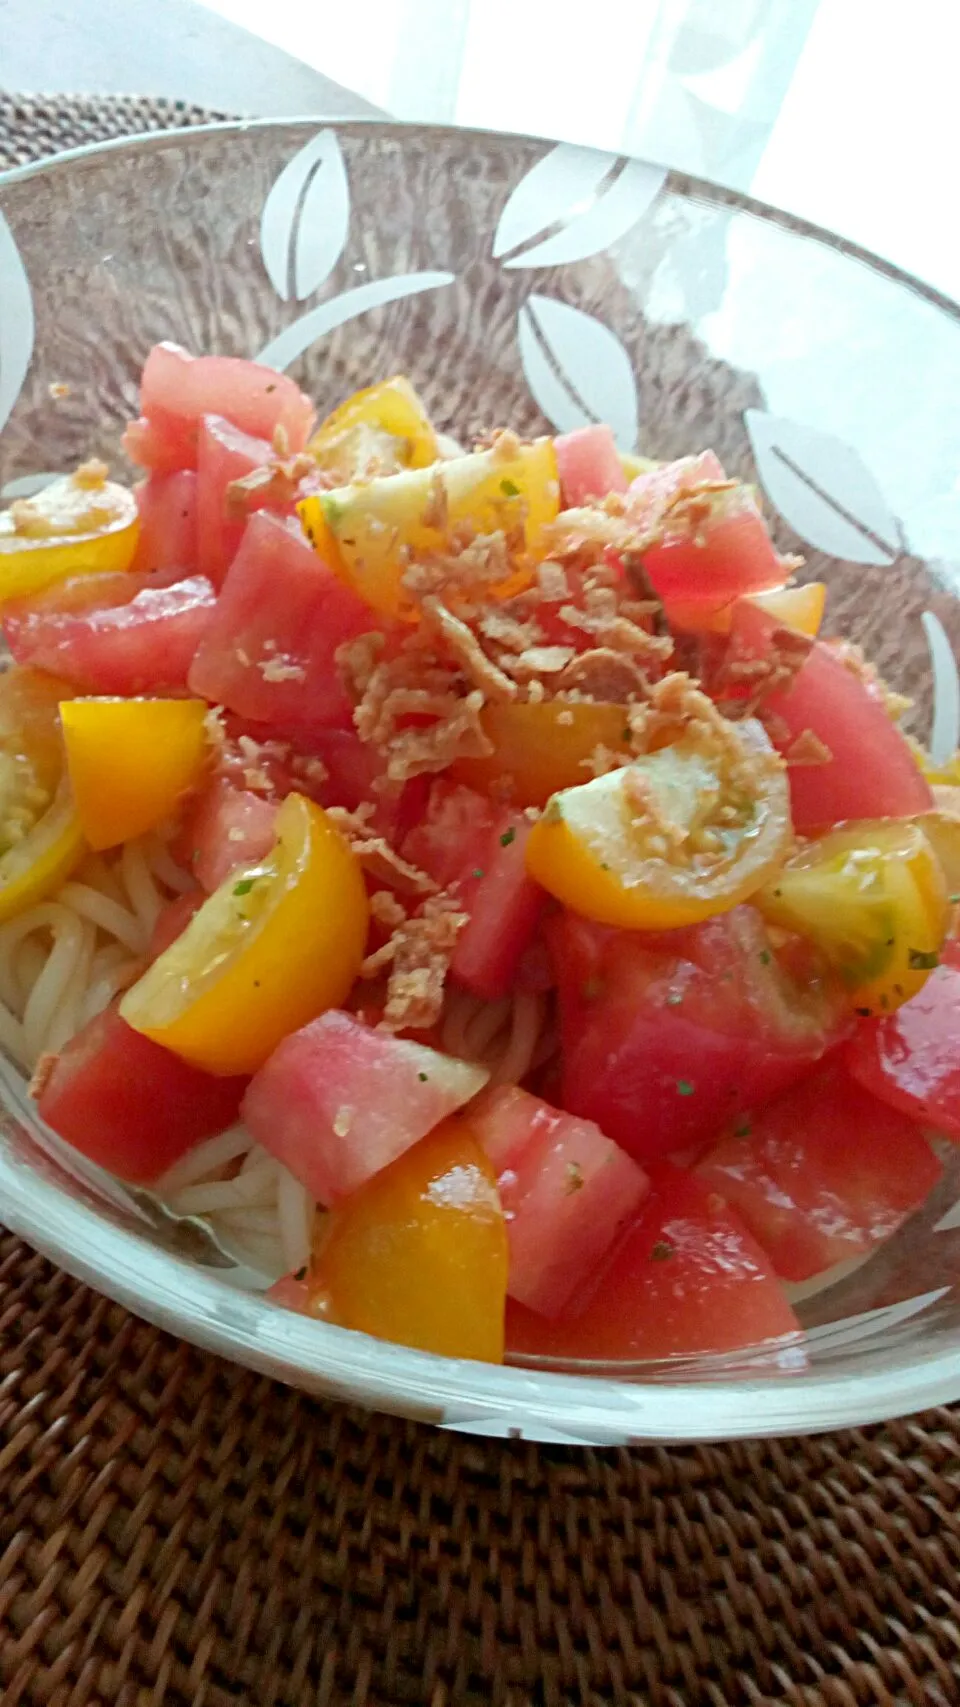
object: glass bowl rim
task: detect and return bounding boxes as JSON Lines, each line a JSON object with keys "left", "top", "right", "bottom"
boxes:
{"left": 2, "top": 115, "right": 960, "bottom": 1440}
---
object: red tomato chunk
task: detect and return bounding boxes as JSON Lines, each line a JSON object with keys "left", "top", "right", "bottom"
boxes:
{"left": 554, "top": 425, "right": 627, "bottom": 506}
{"left": 549, "top": 905, "right": 846, "bottom": 1164}
{"left": 4, "top": 569, "right": 216, "bottom": 695}
{"left": 37, "top": 1002, "right": 246, "bottom": 1183}
{"left": 467, "top": 1084, "right": 648, "bottom": 1316}
{"left": 506, "top": 1163, "right": 801, "bottom": 1361}
{"left": 759, "top": 630, "right": 931, "bottom": 831}
{"left": 643, "top": 495, "right": 785, "bottom": 620}
{"left": 176, "top": 778, "right": 278, "bottom": 894}
{"left": 188, "top": 512, "right": 372, "bottom": 731}
{"left": 695, "top": 1058, "right": 942, "bottom": 1281}
{"left": 132, "top": 469, "right": 198, "bottom": 575}
{"left": 123, "top": 342, "right": 314, "bottom": 472}
{"left": 403, "top": 782, "right": 545, "bottom": 1000}
{"left": 241, "top": 1010, "right": 488, "bottom": 1203}
{"left": 845, "top": 962, "right": 960, "bottom": 1139}
{"left": 197, "top": 414, "right": 275, "bottom": 588}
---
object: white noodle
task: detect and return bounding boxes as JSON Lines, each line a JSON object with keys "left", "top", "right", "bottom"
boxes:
{"left": 157, "top": 1125, "right": 253, "bottom": 1194}
{"left": 144, "top": 833, "right": 196, "bottom": 894}
{"left": 488, "top": 991, "right": 545, "bottom": 1088}
{"left": 167, "top": 1168, "right": 279, "bottom": 1216}
{"left": 57, "top": 882, "right": 146, "bottom": 956}
{"left": 76, "top": 851, "right": 127, "bottom": 906}
{"left": 440, "top": 986, "right": 551, "bottom": 1088}
{"left": 120, "top": 837, "right": 165, "bottom": 937}
{"left": 278, "top": 1167, "right": 313, "bottom": 1273}
{"left": 0, "top": 1001, "right": 27, "bottom": 1067}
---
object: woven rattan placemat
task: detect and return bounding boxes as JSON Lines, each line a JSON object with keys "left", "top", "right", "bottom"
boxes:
{"left": 2, "top": 97, "right": 960, "bottom": 1707}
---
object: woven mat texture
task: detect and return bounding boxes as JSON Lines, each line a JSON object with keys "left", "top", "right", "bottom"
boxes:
{"left": 2, "top": 96, "right": 960, "bottom": 1707}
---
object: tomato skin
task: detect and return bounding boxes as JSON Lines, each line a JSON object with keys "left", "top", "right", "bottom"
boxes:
{"left": 554, "top": 425, "right": 628, "bottom": 506}
{"left": 176, "top": 777, "right": 278, "bottom": 893}
{"left": 737, "top": 618, "right": 931, "bottom": 830}
{"left": 242, "top": 1010, "right": 488, "bottom": 1202}
{"left": 845, "top": 963, "right": 960, "bottom": 1138}
{"left": 695, "top": 1058, "right": 941, "bottom": 1281}
{"left": 4, "top": 570, "right": 216, "bottom": 695}
{"left": 628, "top": 451, "right": 724, "bottom": 521}
{"left": 403, "top": 781, "right": 545, "bottom": 999}
{"left": 36, "top": 1002, "right": 246, "bottom": 1184}
{"left": 549, "top": 906, "right": 847, "bottom": 1164}
{"left": 310, "top": 1117, "right": 508, "bottom": 1362}
{"left": 188, "top": 512, "right": 372, "bottom": 731}
{"left": 132, "top": 470, "right": 198, "bottom": 574}
{"left": 266, "top": 1271, "right": 315, "bottom": 1313}
{"left": 122, "top": 343, "right": 314, "bottom": 472}
{"left": 467, "top": 1085, "right": 649, "bottom": 1315}
{"left": 197, "top": 414, "right": 274, "bottom": 588}
{"left": 644, "top": 504, "right": 786, "bottom": 620}
{"left": 505, "top": 1164, "right": 800, "bottom": 1362}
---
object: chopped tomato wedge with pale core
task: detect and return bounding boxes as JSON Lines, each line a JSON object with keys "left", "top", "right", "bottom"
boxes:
{"left": 695, "top": 1059, "right": 942, "bottom": 1281}
{"left": 4, "top": 348, "right": 951, "bottom": 1369}
{"left": 506, "top": 1165, "right": 800, "bottom": 1361}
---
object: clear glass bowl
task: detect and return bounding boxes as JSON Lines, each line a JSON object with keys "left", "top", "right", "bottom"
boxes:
{"left": 2, "top": 119, "right": 960, "bottom": 1444}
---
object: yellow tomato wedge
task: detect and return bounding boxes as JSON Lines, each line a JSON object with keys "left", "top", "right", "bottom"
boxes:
{"left": 121, "top": 793, "right": 369, "bottom": 1074}
{"left": 757, "top": 819, "right": 949, "bottom": 1016}
{"left": 918, "top": 806, "right": 960, "bottom": 896}
{"left": 300, "top": 437, "right": 559, "bottom": 618}
{"left": 309, "top": 1117, "right": 507, "bottom": 1362}
{"left": 451, "top": 701, "right": 632, "bottom": 808}
{"left": 0, "top": 668, "right": 85, "bottom": 922}
{"left": 0, "top": 777, "right": 85, "bottom": 924}
{"left": 916, "top": 745, "right": 960, "bottom": 787}
{"left": 525, "top": 719, "right": 791, "bottom": 930}
{"left": 0, "top": 464, "right": 139, "bottom": 603}
{"left": 61, "top": 697, "right": 210, "bottom": 850}
{"left": 748, "top": 582, "right": 826, "bottom": 637}
{"left": 308, "top": 375, "right": 439, "bottom": 482}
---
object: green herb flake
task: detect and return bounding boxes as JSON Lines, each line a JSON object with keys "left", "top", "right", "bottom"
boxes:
{"left": 418, "top": 1071, "right": 429, "bottom": 1082}
{"left": 950, "top": 894, "right": 960, "bottom": 904}
{"left": 499, "top": 827, "right": 516, "bottom": 847}
{"left": 565, "top": 1162, "right": 584, "bottom": 1194}
{"left": 650, "top": 1240, "right": 675, "bottom": 1262}
{"left": 758, "top": 949, "right": 772, "bottom": 965}
{"left": 500, "top": 477, "right": 521, "bottom": 497}
{"left": 233, "top": 878, "right": 256, "bottom": 896}
{"left": 908, "top": 948, "right": 940, "bottom": 970}
{"left": 733, "top": 1118, "right": 752, "bottom": 1137}
{"left": 472, "top": 867, "right": 485, "bottom": 880}
{"left": 676, "top": 1078, "right": 695, "bottom": 1097}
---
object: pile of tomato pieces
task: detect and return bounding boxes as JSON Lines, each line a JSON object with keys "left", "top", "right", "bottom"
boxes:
{"left": 3, "top": 348, "right": 959, "bottom": 1372}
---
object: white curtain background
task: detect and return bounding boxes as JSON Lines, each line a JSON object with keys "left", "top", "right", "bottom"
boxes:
{"left": 192, "top": 0, "right": 960, "bottom": 306}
